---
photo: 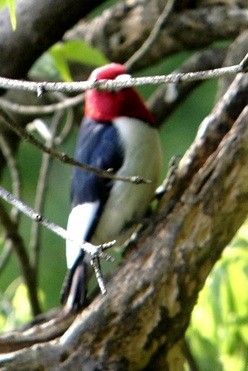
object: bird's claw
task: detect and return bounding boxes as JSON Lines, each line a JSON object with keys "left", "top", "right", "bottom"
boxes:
{"left": 86, "top": 240, "right": 116, "bottom": 295}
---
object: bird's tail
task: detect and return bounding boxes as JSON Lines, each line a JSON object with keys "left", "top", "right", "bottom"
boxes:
{"left": 60, "top": 252, "right": 88, "bottom": 312}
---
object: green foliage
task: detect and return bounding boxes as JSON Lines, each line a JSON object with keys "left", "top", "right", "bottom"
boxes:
{"left": 0, "top": 280, "right": 44, "bottom": 331}
{"left": 0, "top": 0, "right": 16, "bottom": 30}
{"left": 31, "top": 40, "right": 109, "bottom": 82}
{"left": 30, "top": 53, "right": 61, "bottom": 81}
{"left": 187, "top": 221, "right": 248, "bottom": 371}
{"left": 48, "top": 40, "right": 109, "bottom": 81}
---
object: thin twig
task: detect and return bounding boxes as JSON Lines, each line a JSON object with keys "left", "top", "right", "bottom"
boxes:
{"left": 0, "top": 201, "right": 42, "bottom": 316}
{"left": 125, "top": 0, "right": 176, "bottom": 71}
{"left": 0, "top": 133, "right": 21, "bottom": 204}
{"left": 0, "top": 130, "right": 40, "bottom": 314}
{"left": 0, "top": 185, "right": 115, "bottom": 294}
{"left": 0, "top": 106, "right": 149, "bottom": 184}
{"left": 0, "top": 184, "right": 69, "bottom": 243}
{"left": 0, "top": 54, "right": 247, "bottom": 93}
{"left": 54, "top": 106, "right": 74, "bottom": 145}
{"left": 30, "top": 111, "right": 62, "bottom": 271}
{"left": 0, "top": 243, "right": 12, "bottom": 275}
{"left": 0, "top": 133, "right": 21, "bottom": 275}
{"left": 0, "top": 93, "right": 83, "bottom": 115}
{"left": 0, "top": 186, "right": 115, "bottom": 260}
{"left": 148, "top": 47, "right": 228, "bottom": 126}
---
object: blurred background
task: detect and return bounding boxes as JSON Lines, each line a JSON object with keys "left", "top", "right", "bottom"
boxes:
{"left": 0, "top": 1, "right": 247, "bottom": 370}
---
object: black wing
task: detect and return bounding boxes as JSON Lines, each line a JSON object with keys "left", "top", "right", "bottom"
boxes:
{"left": 70, "top": 117, "right": 124, "bottom": 240}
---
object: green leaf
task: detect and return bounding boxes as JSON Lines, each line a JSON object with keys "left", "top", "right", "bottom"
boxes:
{"left": 187, "top": 220, "right": 248, "bottom": 370}
{"left": 0, "top": 0, "right": 6, "bottom": 8}
{"left": 30, "top": 53, "right": 61, "bottom": 81}
{"left": 0, "top": 281, "right": 45, "bottom": 331}
{"left": 8, "top": 0, "right": 16, "bottom": 30}
{"left": 0, "top": 0, "right": 17, "bottom": 30}
{"left": 31, "top": 40, "right": 109, "bottom": 82}
{"left": 48, "top": 40, "right": 109, "bottom": 81}
{"left": 12, "top": 283, "right": 32, "bottom": 324}
{"left": 50, "top": 45, "right": 73, "bottom": 82}
{"left": 59, "top": 40, "right": 109, "bottom": 66}
{"left": 186, "top": 329, "right": 222, "bottom": 371}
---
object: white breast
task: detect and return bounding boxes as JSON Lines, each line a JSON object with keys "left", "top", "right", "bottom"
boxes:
{"left": 91, "top": 117, "right": 162, "bottom": 245}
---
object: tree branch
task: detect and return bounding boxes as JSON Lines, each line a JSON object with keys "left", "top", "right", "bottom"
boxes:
{"left": 29, "top": 112, "right": 62, "bottom": 283}
{"left": 0, "top": 186, "right": 114, "bottom": 260}
{"left": 0, "top": 202, "right": 41, "bottom": 316}
{"left": 0, "top": 56, "right": 247, "bottom": 93}
{"left": 125, "top": 0, "right": 176, "bottom": 71}
{"left": 0, "top": 93, "right": 84, "bottom": 116}
{"left": 0, "top": 0, "right": 106, "bottom": 78}
{"left": 148, "top": 47, "right": 228, "bottom": 126}
{"left": 0, "top": 184, "right": 115, "bottom": 298}
{"left": 0, "top": 132, "right": 22, "bottom": 288}
{"left": 64, "top": 2, "right": 248, "bottom": 69}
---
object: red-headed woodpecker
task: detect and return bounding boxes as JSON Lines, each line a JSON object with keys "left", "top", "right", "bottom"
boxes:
{"left": 61, "top": 63, "right": 162, "bottom": 311}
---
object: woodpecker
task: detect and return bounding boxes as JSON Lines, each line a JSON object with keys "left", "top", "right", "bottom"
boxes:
{"left": 61, "top": 63, "right": 162, "bottom": 311}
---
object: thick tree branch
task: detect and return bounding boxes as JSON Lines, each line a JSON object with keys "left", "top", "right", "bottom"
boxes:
{"left": 0, "top": 310, "right": 76, "bottom": 353}
{"left": 0, "top": 0, "right": 106, "bottom": 78}
{"left": 64, "top": 1, "right": 248, "bottom": 69}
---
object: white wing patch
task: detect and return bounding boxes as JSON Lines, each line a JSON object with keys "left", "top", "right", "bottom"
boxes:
{"left": 66, "top": 202, "right": 99, "bottom": 269}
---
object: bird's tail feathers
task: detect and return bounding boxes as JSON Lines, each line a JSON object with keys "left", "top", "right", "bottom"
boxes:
{"left": 60, "top": 253, "right": 88, "bottom": 312}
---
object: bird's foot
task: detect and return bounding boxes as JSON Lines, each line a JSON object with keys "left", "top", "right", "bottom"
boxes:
{"left": 84, "top": 240, "right": 115, "bottom": 295}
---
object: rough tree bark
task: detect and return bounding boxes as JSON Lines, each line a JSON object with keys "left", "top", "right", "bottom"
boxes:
{"left": 0, "top": 0, "right": 247, "bottom": 370}
{"left": 64, "top": 0, "right": 248, "bottom": 70}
